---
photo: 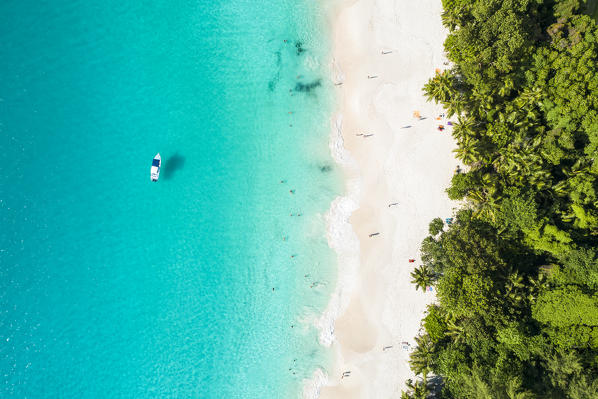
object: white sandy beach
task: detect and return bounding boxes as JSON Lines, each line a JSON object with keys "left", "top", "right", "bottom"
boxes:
{"left": 312, "top": 0, "right": 458, "bottom": 397}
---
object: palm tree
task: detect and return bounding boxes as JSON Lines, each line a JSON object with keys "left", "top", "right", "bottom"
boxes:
{"left": 470, "top": 87, "right": 494, "bottom": 113}
{"left": 446, "top": 320, "right": 466, "bottom": 344}
{"left": 423, "top": 71, "right": 454, "bottom": 104}
{"left": 446, "top": 95, "right": 466, "bottom": 117}
{"left": 403, "top": 377, "right": 430, "bottom": 399}
{"left": 515, "top": 87, "right": 543, "bottom": 110}
{"left": 526, "top": 163, "right": 552, "bottom": 189}
{"left": 505, "top": 271, "right": 526, "bottom": 306}
{"left": 473, "top": 200, "right": 499, "bottom": 223}
{"left": 552, "top": 179, "right": 569, "bottom": 197}
{"left": 410, "top": 265, "right": 435, "bottom": 291}
{"left": 545, "top": 350, "right": 582, "bottom": 390}
{"left": 453, "top": 138, "right": 481, "bottom": 165}
{"left": 567, "top": 158, "right": 592, "bottom": 176}
{"left": 409, "top": 335, "right": 435, "bottom": 375}
{"left": 400, "top": 391, "right": 412, "bottom": 399}
{"left": 568, "top": 375, "right": 598, "bottom": 399}
{"left": 441, "top": 9, "right": 460, "bottom": 31}
{"left": 451, "top": 115, "right": 477, "bottom": 142}
{"left": 498, "top": 78, "right": 515, "bottom": 97}
{"left": 463, "top": 370, "right": 493, "bottom": 399}
{"left": 505, "top": 377, "right": 535, "bottom": 399}
{"left": 527, "top": 273, "right": 546, "bottom": 302}
{"left": 440, "top": 4, "right": 471, "bottom": 31}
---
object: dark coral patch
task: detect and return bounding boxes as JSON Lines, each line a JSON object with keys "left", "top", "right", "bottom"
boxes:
{"left": 294, "top": 79, "right": 321, "bottom": 93}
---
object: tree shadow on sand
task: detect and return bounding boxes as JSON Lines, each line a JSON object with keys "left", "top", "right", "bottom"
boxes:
{"left": 162, "top": 152, "right": 186, "bottom": 180}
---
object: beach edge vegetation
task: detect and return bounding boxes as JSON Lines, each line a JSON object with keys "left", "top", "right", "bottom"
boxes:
{"left": 402, "top": 0, "right": 598, "bottom": 397}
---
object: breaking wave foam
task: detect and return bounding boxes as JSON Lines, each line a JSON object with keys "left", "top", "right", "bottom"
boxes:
{"left": 303, "top": 114, "right": 362, "bottom": 398}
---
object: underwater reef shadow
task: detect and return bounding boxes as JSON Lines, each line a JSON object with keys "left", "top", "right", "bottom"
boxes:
{"left": 295, "top": 79, "right": 322, "bottom": 94}
{"left": 162, "top": 152, "right": 186, "bottom": 180}
{"left": 319, "top": 163, "right": 333, "bottom": 173}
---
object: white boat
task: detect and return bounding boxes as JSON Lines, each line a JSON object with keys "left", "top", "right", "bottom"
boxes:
{"left": 151, "top": 153, "right": 161, "bottom": 181}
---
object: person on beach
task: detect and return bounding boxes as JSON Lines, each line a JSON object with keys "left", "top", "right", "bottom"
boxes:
{"left": 409, "top": 259, "right": 415, "bottom": 263}
{"left": 438, "top": 125, "right": 445, "bottom": 132}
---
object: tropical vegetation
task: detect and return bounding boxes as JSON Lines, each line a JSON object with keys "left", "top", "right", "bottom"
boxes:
{"left": 402, "top": 0, "right": 598, "bottom": 397}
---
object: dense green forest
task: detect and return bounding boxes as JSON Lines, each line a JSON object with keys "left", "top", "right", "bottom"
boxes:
{"left": 402, "top": 0, "right": 598, "bottom": 397}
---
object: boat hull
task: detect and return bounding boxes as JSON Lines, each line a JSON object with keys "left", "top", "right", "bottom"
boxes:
{"left": 151, "top": 153, "right": 161, "bottom": 181}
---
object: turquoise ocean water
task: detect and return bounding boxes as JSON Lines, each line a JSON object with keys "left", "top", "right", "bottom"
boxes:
{"left": 0, "top": 1, "right": 340, "bottom": 397}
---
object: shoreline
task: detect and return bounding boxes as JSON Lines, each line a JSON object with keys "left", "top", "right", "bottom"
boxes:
{"left": 309, "top": 0, "right": 458, "bottom": 397}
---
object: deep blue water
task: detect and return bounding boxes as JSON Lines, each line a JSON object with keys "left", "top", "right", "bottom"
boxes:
{"left": 0, "top": 1, "right": 340, "bottom": 397}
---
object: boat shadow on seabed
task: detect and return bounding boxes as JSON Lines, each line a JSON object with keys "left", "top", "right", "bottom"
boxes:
{"left": 162, "top": 152, "right": 186, "bottom": 180}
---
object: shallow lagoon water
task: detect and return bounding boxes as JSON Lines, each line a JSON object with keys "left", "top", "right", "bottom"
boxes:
{"left": 0, "top": 1, "right": 340, "bottom": 397}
